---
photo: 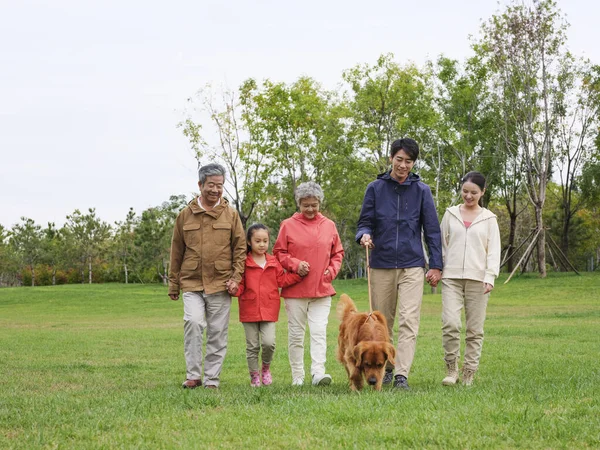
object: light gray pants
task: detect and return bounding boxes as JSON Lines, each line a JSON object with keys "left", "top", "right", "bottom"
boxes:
{"left": 441, "top": 278, "right": 489, "bottom": 371}
{"left": 284, "top": 297, "right": 331, "bottom": 380}
{"left": 370, "top": 267, "right": 425, "bottom": 377}
{"left": 242, "top": 321, "right": 276, "bottom": 373}
{"left": 183, "top": 290, "right": 231, "bottom": 387}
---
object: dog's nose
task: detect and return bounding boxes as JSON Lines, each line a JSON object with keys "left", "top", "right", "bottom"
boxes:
{"left": 368, "top": 377, "right": 377, "bottom": 385}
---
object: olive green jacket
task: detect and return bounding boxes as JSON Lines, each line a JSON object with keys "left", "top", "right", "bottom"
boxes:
{"left": 168, "top": 197, "right": 246, "bottom": 295}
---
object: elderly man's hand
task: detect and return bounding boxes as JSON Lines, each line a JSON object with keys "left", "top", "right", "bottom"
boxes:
{"left": 169, "top": 294, "right": 179, "bottom": 301}
{"left": 226, "top": 279, "right": 239, "bottom": 295}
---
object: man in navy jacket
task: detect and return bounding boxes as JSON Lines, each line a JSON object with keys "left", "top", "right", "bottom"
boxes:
{"left": 356, "top": 138, "right": 442, "bottom": 390}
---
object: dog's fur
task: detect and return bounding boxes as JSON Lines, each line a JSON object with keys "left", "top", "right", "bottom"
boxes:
{"left": 336, "top": 294, "right": 396, "bottom": 391}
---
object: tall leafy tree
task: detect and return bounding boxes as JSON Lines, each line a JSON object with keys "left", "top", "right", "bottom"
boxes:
{"left": 554, "top": 63, "right": 600, "bottom": 257}
{"left": 180, "top": 87, "right": 268, "bottom": 228}
{"left": 113, "top": 208, "right": 137, "bottom": 284}
{"left": 9, "top": 217, "right": 43, "bottom": 286}
{"left": 343, "top": 53, "right": 438, "bottom": 174}
{"left": 476, "top": 0, "right": 571, "bottom": 277}
{"left": 64, "top": 208, "right": 111, "bottom": 284}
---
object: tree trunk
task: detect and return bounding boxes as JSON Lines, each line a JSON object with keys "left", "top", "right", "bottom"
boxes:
{"left": 506, "top": 210, "right": 517, "bottom": 273}
{"left": 560, "top": 210, "right": 571, "bottom": 265}
{"left": 124, "top": 263, "right": 129, "bottom": 284}
{"left": 52, "top": 267, "right": 56, "bottom": 286}
{"left": 534, "top": 206, "right": 547, "bottom": 278}
{"left": 31, "top": 264, "right": 35, "bottom": 287}
{"left": 88, "top": 258, "right": 93, "bottom": 284}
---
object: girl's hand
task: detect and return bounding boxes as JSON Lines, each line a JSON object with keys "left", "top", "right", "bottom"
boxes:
{"left": 483, "top": 283, "right": 493, "bottom": 294}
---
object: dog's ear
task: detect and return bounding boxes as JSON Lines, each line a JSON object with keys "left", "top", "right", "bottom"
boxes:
{"left": 353, "top": 343, "right": 364, "bottom": 367}
{"left": 384, "top": 343, "right": 396, "bottom": 366}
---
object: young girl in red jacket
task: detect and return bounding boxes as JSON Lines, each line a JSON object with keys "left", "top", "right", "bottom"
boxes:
{"left": 233, "top": 224, "right": 302, "bottom": 387}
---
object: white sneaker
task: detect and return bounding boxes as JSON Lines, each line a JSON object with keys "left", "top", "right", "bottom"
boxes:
{"left": 292, "top": 377, "right": 304, "bottom": 386}
{"left": 312, "top": 373, "right": 332, "bottom": 386}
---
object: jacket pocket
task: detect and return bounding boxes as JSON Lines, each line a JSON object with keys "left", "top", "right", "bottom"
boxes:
{"left": 212, "top": 223, "right": 232, "bottom": 245}
{"left": 180, "top": 259, "right": 199, "bottom": 279}
{"left": 215, "top": 259, "right": 232, "bottom": 275}
{"left": 183, "top": 223, "right": 201, "bottom": 247}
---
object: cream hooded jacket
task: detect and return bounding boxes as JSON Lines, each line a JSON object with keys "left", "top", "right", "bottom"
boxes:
{"left": 441, "top": 205, "right": 501, "bottom": 286}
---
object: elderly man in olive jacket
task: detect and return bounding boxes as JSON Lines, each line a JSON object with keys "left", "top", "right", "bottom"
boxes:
{"left": 168, "top": 163, "right": 246, "bottom": 389}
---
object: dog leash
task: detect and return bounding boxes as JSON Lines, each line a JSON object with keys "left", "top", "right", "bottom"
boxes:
{"left": 365, "top": 245, "right": 375, "bottom": 324}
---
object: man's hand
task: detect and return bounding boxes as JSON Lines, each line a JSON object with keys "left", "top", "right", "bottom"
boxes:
{"left": 360, "top": 234, "right": 374, "bottom": 249}
{"left": 169, "top": 293, "right": 179, "bottom": 301}
{"left": 226, "top": 279, "right": 239, "bottom": 295}
{"left": 483, "top": 283, "right": 493, "bottom": 295}
{"left": 426, "top": 268, "right": 442, "bottom": 287}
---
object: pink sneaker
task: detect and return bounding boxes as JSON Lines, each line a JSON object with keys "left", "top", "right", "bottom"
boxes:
{"left": 250, "top": 371, "right": 261, "bottom": 387}
{"left": 261, "top": 363, "right": 272, "bottom": 386}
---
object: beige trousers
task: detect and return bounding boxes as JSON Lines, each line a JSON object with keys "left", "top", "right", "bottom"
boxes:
{"left": 284, "top": 297, "right": 331, "bottom": 380}
{"left": 441, "top": 278, "right": 489, "bottom": 371}
{"left": 370, "top": 267, "right": 425, "bottom": 377}
{"left": 182, "top": 290, "right": 231, "bottom": 387}
{"left": 242, "top": 321, "right": 276, "bottom": 373}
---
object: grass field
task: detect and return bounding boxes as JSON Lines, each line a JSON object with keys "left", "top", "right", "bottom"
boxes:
{"left": 1, "top": 273, "right": 599, "bottom": 449}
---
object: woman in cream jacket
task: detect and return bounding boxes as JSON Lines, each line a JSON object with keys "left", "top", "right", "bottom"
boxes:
{"left": 440, "top": 171, "right": 501, "bottom": 386}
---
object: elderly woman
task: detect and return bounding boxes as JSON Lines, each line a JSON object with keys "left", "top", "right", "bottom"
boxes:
{"left": 274, "top": 181, "right": 345, "bottom": 386}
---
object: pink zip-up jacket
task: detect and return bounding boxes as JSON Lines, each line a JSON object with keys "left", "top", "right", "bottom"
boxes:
{"left": 273, "top": 212, "right": 345, "bottom": 299}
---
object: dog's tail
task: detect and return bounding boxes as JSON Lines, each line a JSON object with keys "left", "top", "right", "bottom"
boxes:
{"left": 336, "top": 293, "right": 357, "bottom": 322}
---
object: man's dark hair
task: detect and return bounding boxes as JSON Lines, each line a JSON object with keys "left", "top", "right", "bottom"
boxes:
{"left": 390, "top": 138, "right": 419, "bottom": 160}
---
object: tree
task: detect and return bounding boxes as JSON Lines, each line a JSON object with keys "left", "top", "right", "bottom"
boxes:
{"left": 554, "top": 63, "right": 600, "bottom": 257}
{"left": 477, "top": 0, "right": 571, "bottom": 277}
{"left": 180, "top": 86, "right": 268, "bottom": 228}
{"left": 64, "top": 208, "right": 111, "bottom": 284}
{"left": 9, "top": 217, "right": 42, "bottom": 286}
{"left": 0, "top": 224, "right": 20, "bottom": 286}
{"left": 134, "top": 196, "right": 186, "bottom": 285}
{"left": 342, "top": 53, "right": 438, "bottom": 174}
{"left": 41, "top": 222, "right": 65, "bottom": 286}
{"left": 113, "top": 208, "right": 137, "bottom": 284}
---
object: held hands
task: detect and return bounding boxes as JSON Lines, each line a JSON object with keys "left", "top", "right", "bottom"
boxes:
{"left": 483, "top": 283, "right": 493, "bottom": 294}
{"left": 426, "top": 269, "right": 442, "bottom": 287}
{"left": 226, "top": 279, "right": 239, "bottom": 296}
{"left": 298, "top": 261, "right": 310, "bottom": 277}
{"left": 359, "top": 233, "right": 374, "bottom": 249}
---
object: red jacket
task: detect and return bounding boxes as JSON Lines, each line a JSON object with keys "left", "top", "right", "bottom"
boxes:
{"left": 273, "top": 212, "right": 345, "bottom": 299}
{"left": 235, "top": 253, "right": 302, "bottom": 322}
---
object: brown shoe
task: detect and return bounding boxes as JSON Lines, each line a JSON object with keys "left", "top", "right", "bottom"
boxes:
{"left": 182, "top": 379, "right": 202, "bottom": 389}
{"left": 204, "top": 384, "right": 218, "bottom": 390}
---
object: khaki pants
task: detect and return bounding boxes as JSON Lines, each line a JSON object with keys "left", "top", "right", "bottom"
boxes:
{"left": 284, "top": 297, "right": 331, "bottom": 380}
{"left": 242, "top": 321, "right": 277, "bottom": 373}
{"left": 441, "top": 278, "right": 489, "bottom": 370}
{"left": 183, "top": 290, "right": 231, "bottom": 387}
{"left": 370, "top": 267, "right": 425, "bottom": 377}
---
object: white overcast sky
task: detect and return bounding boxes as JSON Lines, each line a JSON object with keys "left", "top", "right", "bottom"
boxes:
{"left": 1, "top": 0, "right": 598, "bottom": 228}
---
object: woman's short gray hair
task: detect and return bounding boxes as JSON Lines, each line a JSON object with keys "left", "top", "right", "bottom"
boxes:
{"left": 295, "top": 181, "right": 324, "bottom": 206}
{"left": 198, "top": 163, "right": 226, "bottom": 184}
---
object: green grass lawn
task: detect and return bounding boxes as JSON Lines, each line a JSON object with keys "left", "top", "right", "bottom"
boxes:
{"left": 1, "top": 273, "right": 599, "bottom": 449}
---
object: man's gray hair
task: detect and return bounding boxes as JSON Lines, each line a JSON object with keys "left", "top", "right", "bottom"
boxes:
{"left": 198, "top": 163, "right": 226, "bottom": 184}
{"left": 295, "top": 181, "right": 324, "bottom": 206}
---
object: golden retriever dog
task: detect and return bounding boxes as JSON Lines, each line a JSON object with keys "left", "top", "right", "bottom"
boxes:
{"left": 336, "top": 294, "right": 396, "bottom": 391}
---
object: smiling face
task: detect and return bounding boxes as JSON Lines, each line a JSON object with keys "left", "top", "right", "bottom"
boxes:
{"left": 248, "top": 228, "right": 269, "bottom": 257}
{"left": 390, "top": 149, "right": 415, "bottom": 183}
{"left": 198, "top": 175, "right": 224, "bottom": 207}
{"left": 461, "top": 180, "right": 485, "bottom": 209}
{"left": 299, "top": 197, "right": 320, "bottom": 220}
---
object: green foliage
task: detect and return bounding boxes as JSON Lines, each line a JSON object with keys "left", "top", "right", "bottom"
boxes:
{"left": 1, "top": 276, "right": 599, "bottom": 448}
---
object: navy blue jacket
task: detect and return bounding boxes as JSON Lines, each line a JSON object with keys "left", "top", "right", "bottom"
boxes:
{"left": 356, "top": 172, "right": 443, "bottom": 270}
